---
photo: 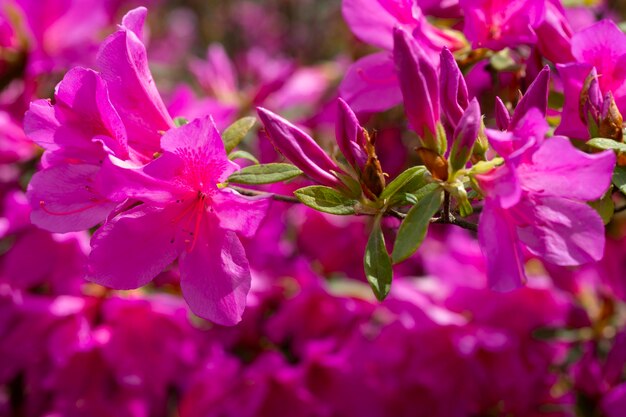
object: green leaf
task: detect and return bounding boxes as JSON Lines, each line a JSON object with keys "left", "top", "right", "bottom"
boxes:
{"left": 363, "top": 214, "right": 392, "bottom": 301}
{"left": 294, "top": 185, "right": 357, "bottom": 215}
{"left": 588, "top": 190, "right": 614, "bottom": 225}
{"left": 613, "top": 166, "right": 626, "bottom": 195}
{"left": 222, "top": 117, "right": 257, "bottom": 153}
{"left": 228, "top": 150, "right": 259, "bottom": 165}
{"left": 173, "top": 117, "right": 189, "bottom": 127}
{"left": 380, "top": 166, "right": 427, "bottom": 201}
{"left": 391, "top": 188, "right": 444, "bottom": 264}
{"left": 227, "top": 163, "right": 301, "bottom": 185}
{"left": 587, "top": 138, "right": 626, "bottom": 153}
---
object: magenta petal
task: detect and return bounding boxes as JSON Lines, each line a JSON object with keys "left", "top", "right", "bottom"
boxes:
{"left": 120, "top": 6, "right": 146, "bottom": 41}
{"left": 179, "top": 220, "right": 251, "bottom": 326}
{"left": 555, "top": 63, "right": 594, "bottom": 139}
{"left": 517, "top": 196, "right": 605, "bottom": 266}
{"left": 88, "top": 206, "right": 181, "bottom": 289}
{"left": 96, "top": 7, "right": 173, "bottom": 160}
{"left": 571, "top": 19, "right": 626, "bottom": 69}
{"left": 477, "top": 163, "right": 522, "bottom": 209}
{"left": 341, "top": 0, "right": 406, "bottom": 50}
{"left": 212, "top": 190, "right": 270, "bottom": 239}
{"left": 518, "top": 136, "right": 616, "bottom": 201}
{"left": 98, "top": 156, "right": 182, "bottom": 204}
{"left": 478, "top": 201, "right": 527, "bottom": 292}
{"left": 27, "top": 164, "right": 116, "bottom": 233}
{"left": 339, "top": 52, "right": 402, "bottom": 114}
{"left": 160, "top": 115, "right": 238, "bottom": 183}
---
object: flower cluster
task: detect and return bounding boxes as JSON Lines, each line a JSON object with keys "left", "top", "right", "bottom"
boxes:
{"left": 1, "top": 0, "right": 626, "bottom": 415}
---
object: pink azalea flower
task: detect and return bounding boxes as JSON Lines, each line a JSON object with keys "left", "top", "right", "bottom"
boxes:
{"left": 477, "top": 110, "right": 616, "bottom": 291}
{"left": 459, "top": 0, "right": 544, "bottom": 51}
{"left": 89, "top": 116, "right": 269, "bottom": 325}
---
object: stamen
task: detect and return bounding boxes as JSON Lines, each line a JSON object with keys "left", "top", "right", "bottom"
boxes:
{"left": 39, "top": 200, "right": 103, "bottom": 216}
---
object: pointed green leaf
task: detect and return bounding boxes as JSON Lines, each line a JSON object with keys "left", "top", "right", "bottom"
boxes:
{"left": 228, "top": 150, "right": 260, "bottom": 164}
{"left": 227, "top": 163, "right": 301, "bottom": 185}
{"left": 391, "top": 188, "right": 444, "bottom": 264}
{"left": 380, "top": 166, "right": 427, "bottom": 201}
{"left": 222, "top": 117, "right": 257, "bottom": 153}
{"left": 294, "top": 185, "right": 357, "bottom": 215}
{"left": 363, "top": 214, "right": 392, "bottom": 301}
{"left": 587, "top": 138, "right": 626, "bottom": 153}
{"left": 613, "top": 166, "right": 626, "bottom": 195}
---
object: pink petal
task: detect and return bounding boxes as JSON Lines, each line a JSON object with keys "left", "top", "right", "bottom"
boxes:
{"left": 98, "top": 156, "right": 182, "bottom": 204}
{"left": 160, "top": 115, "right": 238, "bottom": 184}
{"left": 212, "top": 190, "right": 270, "bottom": 239}
{"left": 571, "top": 20, "right": 626, "bottom": 71}
{"left": 341, "top": 0, "right": 410, "bottom": 50}
{"left": 555, "top": 63, "right": 593, "bottom": 139}
{"left": 477, "top": 163, "right": 521, "bottom": 209}
{"left": 339, "top": 52, "right": 402, "bottom": 114}
{"left": 88, "top": 206, "right": 182, "bottom": 289}
{"left": 96, "top": 7, "right": 173, "bottom": 161}
{"left": 179, "top": 219, "right": 251, "bottom": 325}
{"left": 517, "top": 195, "right": 605, "bottom": 266}
{"left": 518, "top": 136, "right": 616, "bottom": 201}
{"left": 27, "top": 164, "right": 117, "bottom": 233}
{"left": 478, "top": 201, "right": 527, "bottom": 291}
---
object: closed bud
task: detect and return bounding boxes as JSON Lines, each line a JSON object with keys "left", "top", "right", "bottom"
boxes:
{"left": 393, "top": 27, "right": 439, "bottom": 141}
{"left": 580, "top": 68, "right": 602, "bottom": 137}
{"left": 449, "top": 98, "right": 481, "bottom": 173}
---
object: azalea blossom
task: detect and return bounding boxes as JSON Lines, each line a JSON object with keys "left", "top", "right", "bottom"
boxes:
{"left": 89, "top": 116, "right": 269, "bottom": 325}
{"left": 477, "top": 109, "right": 615, "bottom": 291}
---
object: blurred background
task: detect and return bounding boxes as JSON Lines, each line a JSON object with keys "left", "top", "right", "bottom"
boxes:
{"left": 1, "top": 0, "right": 626, "bottom": 416}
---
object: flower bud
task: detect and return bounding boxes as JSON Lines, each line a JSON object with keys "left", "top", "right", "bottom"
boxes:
{"left": 335, "top": 98, "right": 367, "bottom": 171}
{"left": 440, "top": 47, "right": 469, "bottom": 129}
{"left": 393, "top": 27, "right": 440, "bottom": 150}
{"left": 510, "top": 66, "right": 550, "bottom": 128}
{"left": 494, "top": 96, "right": 511, "bottom": 131}
{"left": 257, "top": 107, "right": 344, "bottom": 188}
{"left": 449, "top": 98, "right": 481, "bottom": 173}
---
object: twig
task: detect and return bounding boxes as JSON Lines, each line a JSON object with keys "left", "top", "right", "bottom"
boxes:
{"left": 431, "top": 215, "right": 478, "bottom": 232}
{"left": 442, "top": 191, "right": 452, "bottom": 223}
{"left": 230, "top": 186, "right": 300, "bottom": 203}
{"left": 231, "top": 186, "right": 478, "bottom": 231}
